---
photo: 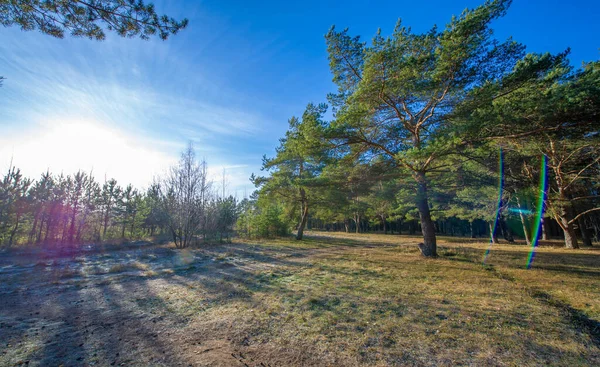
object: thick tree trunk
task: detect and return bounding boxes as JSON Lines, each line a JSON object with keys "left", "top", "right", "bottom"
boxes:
{"left": 296, "top": 200, "right": 309, "bottom": 240}
{"left": 555, "top": 211, "right": 579, "bottom": 249}
{"left": 562, "top": 224, "right": 578, "bottom": 249}
{"left": 415, "top": 172, "right": 436, "bottom": 257}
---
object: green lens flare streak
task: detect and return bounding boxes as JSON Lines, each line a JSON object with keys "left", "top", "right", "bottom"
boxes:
{"left": 483, "top": 148, "right": 503, "bottom": 264}
{"left": 526, "top": 155, "right": 548, "bottom": 269}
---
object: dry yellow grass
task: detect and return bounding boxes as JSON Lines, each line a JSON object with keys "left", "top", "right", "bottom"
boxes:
{"left": 1, "top": 232, "right": 598, "bottom": 366}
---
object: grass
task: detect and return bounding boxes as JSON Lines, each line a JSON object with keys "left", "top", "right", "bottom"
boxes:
{"left": 0, "top": 232, "right": 598, "bottom": 366}
{"left": 207, "top": 232, "right": 600, "bottom": 365}
{"left": 108, "top": 261, "right": 150, "bottom": 273}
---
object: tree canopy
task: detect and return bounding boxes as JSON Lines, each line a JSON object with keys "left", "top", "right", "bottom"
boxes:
{"left": 0, "top": 0, "right": 188, "bottom": 40}
{"left": 249, "top": 0, "right": 600, "bottom": 254}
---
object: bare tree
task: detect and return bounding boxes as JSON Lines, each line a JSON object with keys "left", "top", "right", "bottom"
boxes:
{"left": 161, "top": 143, "right": 210, "bottom": 248}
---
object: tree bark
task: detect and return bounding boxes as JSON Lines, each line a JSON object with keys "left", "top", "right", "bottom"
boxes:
{"left": 555, "top": 209, "right": 579, "bottom": 249}
{"left": 562, "top": 223, "right": 578, "bottom": 249}
{"left": 415, "top": 171, "right": 436, "bottom": 257}
{"left": 296, "top": 197, "right": 309, "bottom": 240}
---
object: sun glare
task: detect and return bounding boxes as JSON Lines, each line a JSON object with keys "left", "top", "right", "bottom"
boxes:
{"left": 0, "top": 120, "right": 174, "bottom": 188}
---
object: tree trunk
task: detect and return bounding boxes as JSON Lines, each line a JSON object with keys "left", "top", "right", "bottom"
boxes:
{"left": 515, "top": 196, "right": 531, "bottom": 245}
{"left": 37, "top": 218, "right": 45, "bottom": 244}
{"left": 415, "top": 171, "right": 436, "bottom": 257}
{"left": 518, "top": 212, "right": 531, "bottom": 246}
{"left": 44, "top": 214, "right": 52, "bottom": 244}
{"left": 499, "top": 216, "right": 514, "bottom": 243}
{"left": 562, "top": 224, "right": 578, "bottom": 249}
{"left": 541, "top": 218, "right": 549, "bottom": 240}
{"left": 8, "top": 212, "right": 21, "bottom": 247}
{"left": 171, "top": 228, "right": 179, "bottom": 248}
{"left": 296, "top": 199, "right": 309, "bottom": 240}
{"left": 103, "top": 207, "right": 110, "bottom": 239}
{"left": 555, "top": 211, "right": 579, "bottom": 249}
{"left": 470, "top": 220, "right": 476, "bottom": 238}
{"left": 68, "top": 201, "right": 78, "bottom": 245}
{"left": 489, "top": 221, "right": 499, "bottom": 244}
{"left": 344, "top": 219, "right": 349, "bottom": 233}
{"left": 578, "top": 217, "right": 592, "bottom": 247}
{"left": 29, "top": 213, "right": 39, "bottom": 244}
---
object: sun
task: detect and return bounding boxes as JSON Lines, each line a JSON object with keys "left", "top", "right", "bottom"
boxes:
{"left": 0, "top": 119, "right": 175, "bottom": 188}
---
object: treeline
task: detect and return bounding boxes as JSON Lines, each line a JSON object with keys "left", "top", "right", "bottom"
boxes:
{"left": 0, "top": 145, "right": 239, "bottom": 249}
{"left": 249, "top": 0, "right": 600, "bottom": 255}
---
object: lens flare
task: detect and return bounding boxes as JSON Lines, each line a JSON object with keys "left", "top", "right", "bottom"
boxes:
{"left": 508, "top": 208, "right": 534, "bottom": 215}
{"left": 526, "top": 155, "right": 548, "bottom": 269}
{"left": 483, "top": 148, "right": 504, "bottom": 264}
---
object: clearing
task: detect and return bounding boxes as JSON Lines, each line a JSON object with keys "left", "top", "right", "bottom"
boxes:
{"left": 0, "top": 233, "right": 599, "bottom": 366}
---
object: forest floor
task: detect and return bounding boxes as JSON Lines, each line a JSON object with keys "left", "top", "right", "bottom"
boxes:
{"left": 0, "top": 232, "right": 599, "bottom": 366}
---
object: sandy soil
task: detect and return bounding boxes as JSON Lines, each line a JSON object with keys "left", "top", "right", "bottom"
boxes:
{"left": 0, "top": 242, "right": 307, "bottom": 367}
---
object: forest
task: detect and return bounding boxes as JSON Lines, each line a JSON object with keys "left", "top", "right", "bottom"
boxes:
{"left": 0, "top": 145, "right": 239, "bottom": 248}
{"left": 248, "top": 1, "right": 600, "bottom": 254}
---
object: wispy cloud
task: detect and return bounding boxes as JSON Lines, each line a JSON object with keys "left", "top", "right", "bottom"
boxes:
{"left": 0, "top": 26, "right": 270, "bottom": 191}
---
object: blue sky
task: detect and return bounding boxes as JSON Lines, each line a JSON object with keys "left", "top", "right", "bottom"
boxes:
{"left": 0, "top": 0, "right": 598, "bottom": 195}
